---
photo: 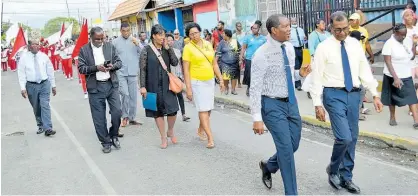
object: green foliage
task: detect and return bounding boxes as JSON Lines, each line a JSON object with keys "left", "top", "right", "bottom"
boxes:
{"left": 1, "top": 22, "right": 32, "bottom": 41}
{"left": 41, "top": 17, "right": 80, "bottom": 38}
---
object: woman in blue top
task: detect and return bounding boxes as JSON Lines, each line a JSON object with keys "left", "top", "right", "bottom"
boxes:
{"left": 308, "top": 19, "right": 331, "bottom": 57}
{"left": 303, "top": 19, "right": 331, "bottom": 99}
{"left": 239, "top": 20, "right": 267, "bottom": 96}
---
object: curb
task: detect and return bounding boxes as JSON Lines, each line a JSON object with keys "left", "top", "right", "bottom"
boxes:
{"left": 215, "top": 95, "right": 418, "bottom": 153}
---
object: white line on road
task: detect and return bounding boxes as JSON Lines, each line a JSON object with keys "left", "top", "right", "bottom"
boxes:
{"left": 212, "top": 109, "right": 418, "bottom": 175}
{"left": 50, "top": 105, "right": 117, "bottom": 195}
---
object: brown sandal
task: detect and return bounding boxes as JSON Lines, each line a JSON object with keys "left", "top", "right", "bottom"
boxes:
{"left": 197, "top": 129, "right": 207, "bottom": 141}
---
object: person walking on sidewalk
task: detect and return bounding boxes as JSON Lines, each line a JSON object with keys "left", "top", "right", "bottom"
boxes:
{"left": 251, "top": 14, "right": 311, "bottom": 195}
{"left": 290, "top": 17, "right": 306, "bottom": 91}
{"left": 78, "top": 27, "right": 123, "bottom": 153}
{"left": 240, "top": 20, "right": 266, "bottom": 97}
{"left": 113, "top": 23, "right": 143, "bottom": 128}
{"left": 166, "top": 33, "right": 191, "bottom": 122}
{"left": 18, "top": 30, "right": 57, "bottom": 136}
{"left": 183, "top": 22, "right": 225, "bottom": 149}
{"left": 381, "top": 23, "right": 418, "bottom": 129}
{"left": 139, "top": 25, "right": 180, "bottom": 149}
{"left": 311, "top": 11, "right": 383, "bottom": 194}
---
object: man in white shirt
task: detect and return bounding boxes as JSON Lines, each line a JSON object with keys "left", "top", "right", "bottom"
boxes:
{"left": 251, "top": 14, "right": 311, "bottom": 195}
{"left": 17, "top": 30, "right": 57, "bottom": 136}
{"left": 78, "top": 27, "right": 123, "bottom": 153}
{"left": 311, "top": 11, "right": 383, "bottom": 193}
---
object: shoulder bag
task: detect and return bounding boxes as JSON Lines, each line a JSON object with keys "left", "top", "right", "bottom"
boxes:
{"left": 149, "top": 43, "right": 184, "bottom": 94}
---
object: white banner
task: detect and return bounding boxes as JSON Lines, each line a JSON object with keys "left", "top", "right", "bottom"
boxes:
{"left": 60, "top": 22, "right": 73, "bottom": 44}
{"left": 6, "top": 23, "right": 19, "bottom": 46}
{"left": 47, "top": 30, "right": 61, "bottom": 45}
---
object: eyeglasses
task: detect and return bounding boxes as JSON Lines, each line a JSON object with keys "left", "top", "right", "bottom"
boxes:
{"left": 333, "top": 26, "right": 349, "bottom": 34}
{"left": 189, "top": 31, "right": 200, "bottom": 36}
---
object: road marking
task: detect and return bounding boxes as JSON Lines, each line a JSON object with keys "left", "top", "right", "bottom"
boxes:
{"left": 212, "top": 109, "right": 418, "bottom": 175}
{"left": 50, "top": 106, "right": 117, "bottom": 195}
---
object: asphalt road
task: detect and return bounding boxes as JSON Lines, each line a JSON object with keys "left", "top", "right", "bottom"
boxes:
{"left": 2, "top": 71, "right": 418, "bottom": 195}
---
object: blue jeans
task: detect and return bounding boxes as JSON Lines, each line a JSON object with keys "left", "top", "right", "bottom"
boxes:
{"left": 26, "top": 80, "right": 53, "bottom": 130}
{"left": 261, "top": 96, "right": 302, "bottom": 195}
{"left": 323, "top": 88, "right": 360, "bottom": 182}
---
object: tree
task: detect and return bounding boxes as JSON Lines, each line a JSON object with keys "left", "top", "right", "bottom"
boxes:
{"left": 1, "top": 22, "right": 32, "bottom": 41}
{"left": 41, "top": 17, "right": 80, "bottom": 38}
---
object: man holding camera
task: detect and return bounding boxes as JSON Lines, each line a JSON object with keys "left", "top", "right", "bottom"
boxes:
{"left": 78, "top": 27, "right": 123, "bottom": 153}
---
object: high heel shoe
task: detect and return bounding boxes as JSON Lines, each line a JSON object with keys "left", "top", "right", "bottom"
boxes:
{"left": 160, "top": 138, "right": 168, "bottom": 149}
{"left": 206, "top": 141, "right": 215, "bottom": 149}
{"left": 167, "top": 133, "right": 178, "bottom": 144}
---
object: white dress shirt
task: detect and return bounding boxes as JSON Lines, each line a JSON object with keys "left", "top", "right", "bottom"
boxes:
{"left": 91, "top": 43, "right": 110, "bottom": 81}
{"left": 382, "top": 35, "right": 414, "bottom": 79}
{"left": 18, "top": 51, "right": 56, "bottom": 90}
{"left": 311, "top": 36, "right": 378, "bottom": 106}
{"left": 250, "top": 35, "right": 302, "bottom": 122}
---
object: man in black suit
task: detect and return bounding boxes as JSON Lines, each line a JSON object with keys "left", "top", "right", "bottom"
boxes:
{"left": 78, "top": 27, "right": 123, "bottom": 153}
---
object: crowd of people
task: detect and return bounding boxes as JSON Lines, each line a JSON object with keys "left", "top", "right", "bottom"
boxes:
{"left": 12, "top": 3, "right": 418, "bottom": 194}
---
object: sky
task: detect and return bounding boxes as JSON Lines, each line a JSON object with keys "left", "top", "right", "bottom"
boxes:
{"left": 2, "top": 0, "right": 123, "bottom": 29}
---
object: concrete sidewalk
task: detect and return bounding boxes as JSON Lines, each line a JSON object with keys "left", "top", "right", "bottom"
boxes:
{"left": 214, "top": 86, "right": 418, "bottom": 153}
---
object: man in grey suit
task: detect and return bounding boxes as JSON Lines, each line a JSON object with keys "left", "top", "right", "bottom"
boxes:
{"left": 112, "top": 23, "right": 143, "bottom": 128}
{"left": 18, "top": 30, "right": 57, "bottom": 136}
{"left": 78, "top": 27, "right": 123, "bottom": 153}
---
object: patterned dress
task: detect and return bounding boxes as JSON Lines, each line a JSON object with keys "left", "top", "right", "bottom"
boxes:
{"left": 216, "top": 39, "right": 241, "bottom": 80}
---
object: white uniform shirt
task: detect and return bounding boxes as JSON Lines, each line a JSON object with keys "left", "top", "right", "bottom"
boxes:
{"left": 382, "top": 35, "right": 415, "bottom": 79}
{"left": 311, "top": 36, "right": 379, "bottom": 106}
{"left": 91, "top": 43, "right": 110, "bottom": 81}
{"left": 17, "top": 51, "right": 56, "bottom": 90}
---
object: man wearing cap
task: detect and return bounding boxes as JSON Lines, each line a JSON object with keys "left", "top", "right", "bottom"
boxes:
{"left": 18, "top": 30, "right": 57, "bottom": 136}
{"left": 349, "top": 13, "right": 375, "bottom": 63}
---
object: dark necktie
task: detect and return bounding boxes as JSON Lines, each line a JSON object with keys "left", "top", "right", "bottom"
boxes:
{"left": 281, "top": 45, "right": 296, "bottom": 104}
{"left": 341, "top": 41, "right": 353, "bottom": 91}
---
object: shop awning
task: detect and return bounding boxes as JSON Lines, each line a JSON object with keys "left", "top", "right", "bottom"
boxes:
{"left": 108, "top": 0, "right": 150, "bottom": 21}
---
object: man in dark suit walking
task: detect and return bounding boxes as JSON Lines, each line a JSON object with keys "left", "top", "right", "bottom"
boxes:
{"left": 78, "top": 27, "right": 123, "bottom": 153}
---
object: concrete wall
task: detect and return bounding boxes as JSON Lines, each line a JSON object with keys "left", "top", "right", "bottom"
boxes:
{"left": 192, "top": 0, "right": 219, "bottom": 35}
{"left": 218, "top": 0, "right": 257, "bottom": 33}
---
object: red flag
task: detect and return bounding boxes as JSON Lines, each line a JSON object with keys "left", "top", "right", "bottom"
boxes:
{"left": 10, "top": 27, "right": 27, "bottom": 60}
{"left": 72, "top": 19, "right": 88, "bottom": 58}
{"left": 60, "top": 22, "right": 65, "bottom": 37}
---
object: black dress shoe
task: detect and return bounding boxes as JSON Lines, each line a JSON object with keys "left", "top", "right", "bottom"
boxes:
{"left": 36, "top": 128, "right": 45, "bottom": 134}
{"left": 102, "top": 145, "right": 111, "bottom": 153}
{"left": 326, "top": 165, "right": 342, "bottom": 190}
{"left": 112, "top": 137, "right": 121, "bottom": 149}
{"left": 297, "top": 86, "right": 302, "bottom": 91}
{"left": 44, "top": 129, "right": 56, "bottom": 136}
{"left": 341, "top": 181, "right": 361, "bottom": 194}
{"left": 259, "top": 160, "right": 272, "bottom": 189}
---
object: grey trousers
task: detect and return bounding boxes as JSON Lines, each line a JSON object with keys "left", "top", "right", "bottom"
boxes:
{"left": 119, "top": 76, "right": 138, "bottom": 121}
{"left": 88, "top": 81, "right": 122, "bottom": 146}
{"left": 26, "top": 80, "right": 53, "bottom": 130}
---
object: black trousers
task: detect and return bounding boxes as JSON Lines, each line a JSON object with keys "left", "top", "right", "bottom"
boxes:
{"left": 176, "top": 92, "right": 186, "bottom": 115}
{"left": 294, "top": 47, "right": 303, "bottom": 88}
{"left": 88, "top": 81, "right": 122, "bottom": 146}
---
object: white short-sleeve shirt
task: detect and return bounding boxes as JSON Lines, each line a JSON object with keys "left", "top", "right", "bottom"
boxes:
{"left": 382, "top": 35, "right": 414, "bottom": 79}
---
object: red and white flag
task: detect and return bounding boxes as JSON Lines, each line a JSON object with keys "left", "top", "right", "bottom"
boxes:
{"left": 60, "top": 22, "right": 65, "bottom": 37}
{"left": 72, "top": 19, "right": 88, "bottom": 58}
{"left": 10, "top": 27, "right": 27, "bottom": 60}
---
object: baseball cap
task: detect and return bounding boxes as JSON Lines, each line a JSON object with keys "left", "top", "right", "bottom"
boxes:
{"left": 349, "top": 13, "right": 361, "bottom": 20}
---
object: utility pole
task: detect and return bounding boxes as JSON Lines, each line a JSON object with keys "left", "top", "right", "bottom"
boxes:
{"left": 98, "top": 0, "right": 102, "bottom": 19}
{"left": 65, "top": 0, "right": 70, "bottom": 18}
{"left": 107, "top": 0, "right": 110, "bottom": 13}
{"left": 78, "top": 8, "right": 81, "bottom": 25}
{"left": 1, "top": 2, "right": 4, "bottom": 28}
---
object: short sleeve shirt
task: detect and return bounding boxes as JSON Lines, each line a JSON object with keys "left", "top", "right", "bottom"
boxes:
{"left": 243, "top": 34, "right": 267, "bottom": 60}
{"left": 349, "top": 26, "right": 369, "bottom": 52}
{"left": 382, "top": 35, "right": 414, "bottom": 78}
{"left": 182, "top": 39, "right": 215, "bottom": 81}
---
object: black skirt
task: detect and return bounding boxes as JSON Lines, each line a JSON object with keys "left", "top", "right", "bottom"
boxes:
{"left": 242, "top": 59, "right": 251, "bottom": 86}
{"left": 381, "top": 75, "right": 418, "bottom": 107}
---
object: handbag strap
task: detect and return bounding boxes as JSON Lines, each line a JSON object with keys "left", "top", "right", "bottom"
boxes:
{"left": 149, "top": 43, "right": 169, "bottom": 72}
{"left": 190, "top": 41, "right": 212, "bottom": 65}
